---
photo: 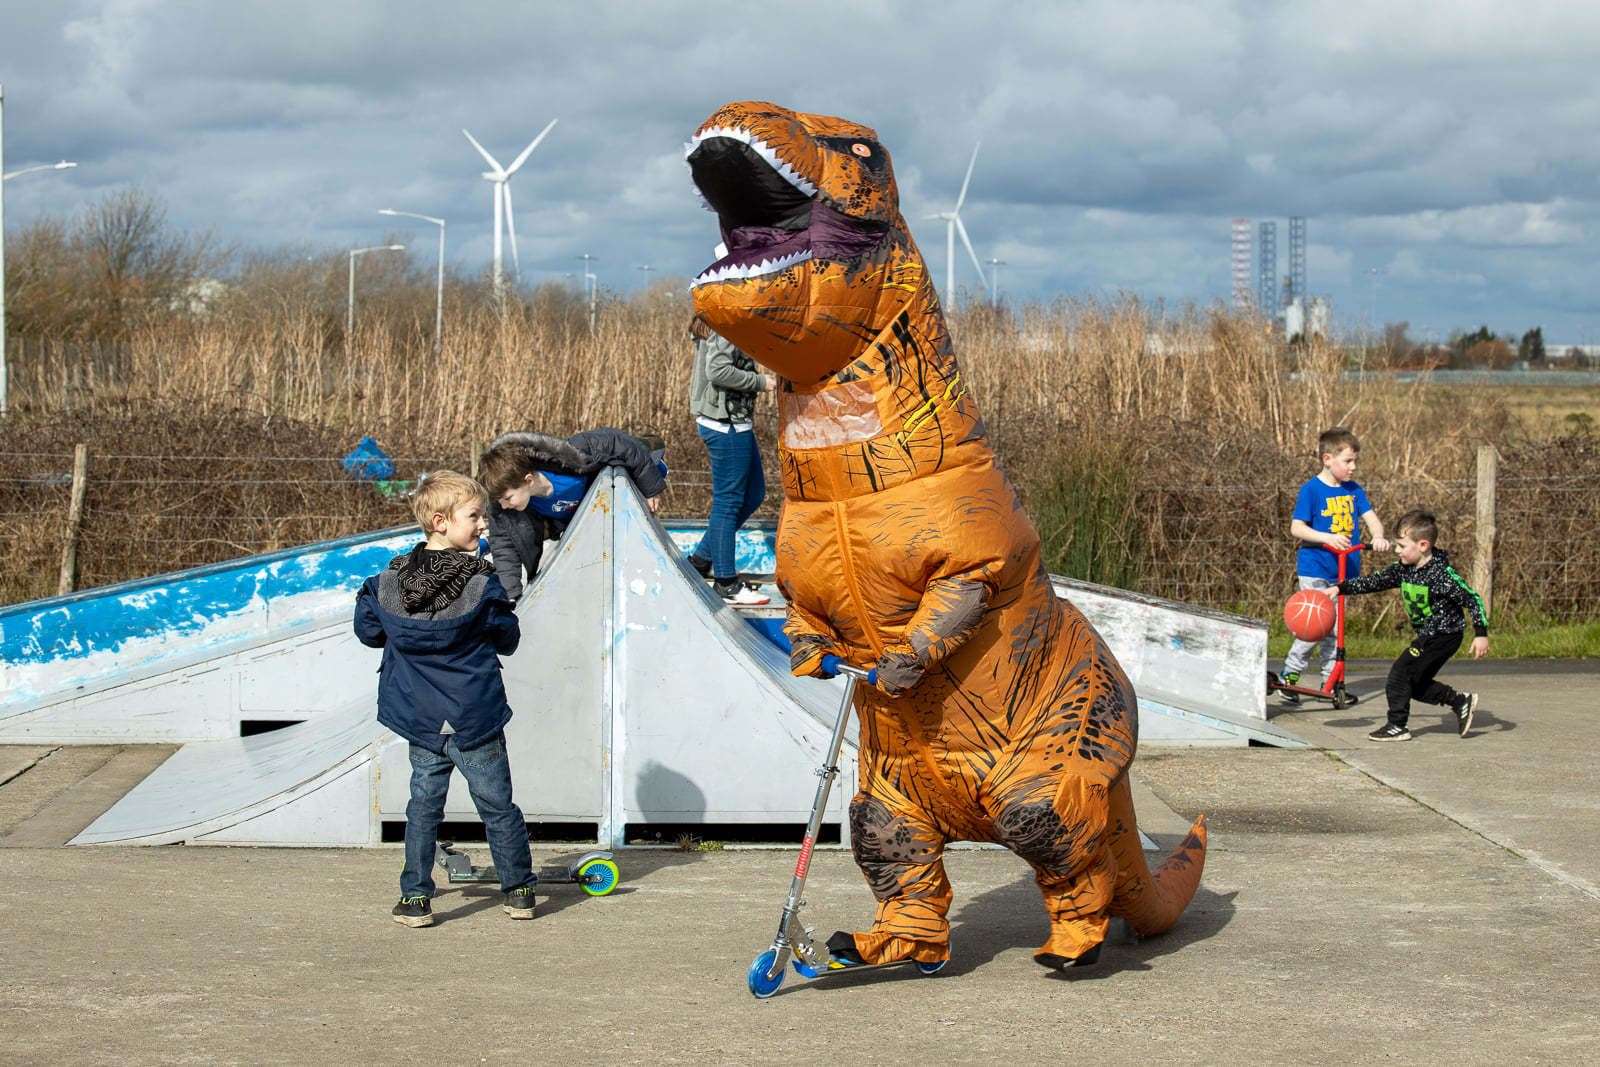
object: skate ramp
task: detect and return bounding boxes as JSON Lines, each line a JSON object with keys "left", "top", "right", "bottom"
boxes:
{"left": 75, "top": 471, "right": 854, "bottom": 847}
{"left": 71, "top": 697, "right": 385, "bottom": 846}
{"left": 66, "top": 471, "right": 1285, "bottom": 847}
{"left": 0, "top": 528, "right": 416, "bottom": 743}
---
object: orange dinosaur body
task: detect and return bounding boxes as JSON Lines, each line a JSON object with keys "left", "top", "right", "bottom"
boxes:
{"left": 687, "top": 101, "right": 1205, "bottom": 969}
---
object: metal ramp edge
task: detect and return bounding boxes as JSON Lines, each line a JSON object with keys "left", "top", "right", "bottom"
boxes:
{"left": 1137, "top": 695, "right": 1308, "bottom": 748}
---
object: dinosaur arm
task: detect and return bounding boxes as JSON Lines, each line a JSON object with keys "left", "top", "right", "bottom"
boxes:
{"left": 785, "top": 597, "right": 848, "bottom": 678}
{"left": 875, "top": 573, "right": 992, "bottom": 696}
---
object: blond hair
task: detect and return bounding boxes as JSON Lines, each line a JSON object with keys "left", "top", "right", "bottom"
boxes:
{"left": 410, "top": 470, "right": 488, "bottom": 533}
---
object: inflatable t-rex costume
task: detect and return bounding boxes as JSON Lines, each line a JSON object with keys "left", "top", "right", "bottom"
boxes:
{"left": 687, "top": 101, "right": 1206, "bottom": 970}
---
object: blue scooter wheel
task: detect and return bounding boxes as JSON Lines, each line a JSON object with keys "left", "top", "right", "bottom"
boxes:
{"left": 748, "top": 949, "right": 785, "bottom": 999}
{"left": 916, "top": 959, "right": 948, "bottom": 975}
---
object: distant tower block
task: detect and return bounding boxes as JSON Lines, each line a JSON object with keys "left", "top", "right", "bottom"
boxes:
{"left": 1231, "top": 218, "right": 1253, "bottom": 310}
{"left": 1257, "top": 221, "right": 1278, "bottom": 314}
{"left": 1288, "top": 215, "right": 1307, "bottom": 308}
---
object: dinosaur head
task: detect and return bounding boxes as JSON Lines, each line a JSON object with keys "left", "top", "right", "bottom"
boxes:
{"left": 687, "top": 100, "right": 918, "bottom": 383}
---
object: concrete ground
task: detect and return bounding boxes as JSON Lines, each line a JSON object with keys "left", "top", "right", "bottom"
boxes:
{"left": 2, "top": 662, "right": 1598, "bottom": 1065}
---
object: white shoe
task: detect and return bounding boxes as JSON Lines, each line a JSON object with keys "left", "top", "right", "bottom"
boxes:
{"left": 717, "top": 580, "right": 771, "bottom": 606}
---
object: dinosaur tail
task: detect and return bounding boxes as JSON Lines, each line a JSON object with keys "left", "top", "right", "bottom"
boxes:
{"left": 1105, "top": 772, "right": 1208, "bottom": 937}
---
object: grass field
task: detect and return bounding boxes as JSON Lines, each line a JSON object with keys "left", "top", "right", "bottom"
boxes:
{"left": 1266, "top": 616, "right": 1600, "bottom": 662}
{"left": 1442, "top": 382, "right": 1600, "bottom": 437}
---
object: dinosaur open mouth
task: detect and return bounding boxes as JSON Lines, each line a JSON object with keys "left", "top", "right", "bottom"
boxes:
{"left": 687, "top": 127, "right": 885, "bottom": 288}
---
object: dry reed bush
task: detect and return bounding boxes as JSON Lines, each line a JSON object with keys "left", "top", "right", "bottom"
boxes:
{"left": 0, "top": 405, "right": 462, "bottom": 605}
{"left": 4, "top": 289, "right": 1592, "bottom": 622}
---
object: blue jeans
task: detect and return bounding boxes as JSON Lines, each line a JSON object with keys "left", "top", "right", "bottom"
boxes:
{"left": 401, "top": 733, "right": 534, "bottom": 898}
{"left": 694, "top": 424, "right": 766, "bottom": 580}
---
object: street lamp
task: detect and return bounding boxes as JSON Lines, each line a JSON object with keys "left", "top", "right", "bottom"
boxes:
{"left": 577, "top": 253, "right": 598, "bottom": 334}
{"left": 1366, "top": 267, "right": 1385, "bottom": 338}
{"left": 1, "top": 81, "right": 80, "bottom": 415}
{"left": 347, "top": 244, "right": 406, "bottom": 348}
{"left": 379, "top": 209, "right": 445, "bottom": 353}
{"left": 2, "top": 160, "right": 76, "bottom": 182}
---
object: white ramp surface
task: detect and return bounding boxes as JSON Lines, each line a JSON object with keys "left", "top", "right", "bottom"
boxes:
{"left": 73, "top": 698, "right": 385, "bottom": 846}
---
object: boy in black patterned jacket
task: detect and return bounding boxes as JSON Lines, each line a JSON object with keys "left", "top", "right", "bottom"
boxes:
{"left": 1320, "top": 508, "right": 1490, "bottom": 742}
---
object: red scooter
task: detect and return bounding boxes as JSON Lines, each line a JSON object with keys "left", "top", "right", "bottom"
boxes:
{"left": 1266, "top": 543, "right": 1368, "bottom": 710}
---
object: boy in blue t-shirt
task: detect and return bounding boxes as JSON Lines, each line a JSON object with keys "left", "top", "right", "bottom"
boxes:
{"left": 1281, "top": 427, "right": 1390, "bottom": 698}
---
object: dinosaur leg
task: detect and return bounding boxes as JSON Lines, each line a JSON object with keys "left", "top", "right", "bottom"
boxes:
{"left": 992, "top": 775, "right": 1116, "bottom": 965}
{"left": 842, "top": 792, "right": 953, "bottom": 965}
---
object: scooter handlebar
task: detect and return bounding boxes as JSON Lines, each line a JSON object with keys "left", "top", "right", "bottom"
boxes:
{"left": 821, "top": 654, "right": 878, "bottom": 687}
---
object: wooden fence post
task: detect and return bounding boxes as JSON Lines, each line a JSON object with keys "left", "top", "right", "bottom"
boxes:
{"left": 1473, "top": 444, "right": 1496, "bottom": 620}
{"left": 469, "top": 437, "right": 480, "bottom": 481}
{"left": 57, "top": 443, "right": 88, "bottom": 596}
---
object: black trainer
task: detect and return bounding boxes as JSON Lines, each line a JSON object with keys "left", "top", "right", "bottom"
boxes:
{"left": 826, "top": 930, "right": 866, "bottom": 966}
{"left": 1279, "top": 671, "right": 1302, "bottom": 706}
{"left": 1367, "top": 723, "right": 1411, "bottom": 742}
{"left": 503, "top": 884, "right": 537, "bottom": 919}
{"left": 391, "top": 895, "right": 433, "bottom": 928}
{"left": 1454, "top": 693, "right": 1478, "bottom": 737}
{"left": 1035, "top": 942, "right": 1103, "bottom": 972}
{"left": 687, "top": 553, "right": 713, "bottom": 579}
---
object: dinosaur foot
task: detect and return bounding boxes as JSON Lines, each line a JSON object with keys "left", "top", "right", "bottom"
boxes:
{"left": 1033, "top": 942, "right": 1103, "bottom": 972}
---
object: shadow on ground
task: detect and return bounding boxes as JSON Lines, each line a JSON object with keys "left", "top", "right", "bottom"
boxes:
{"left": 425, "top": 845, "right": 706, "bottom": 924}
{"left": 945, "top": 874, "right": 1237, "bottom": 980}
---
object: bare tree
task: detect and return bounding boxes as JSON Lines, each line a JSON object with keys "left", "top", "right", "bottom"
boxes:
{"left": 78, "top": 189, "right": 213, "bottom": 335}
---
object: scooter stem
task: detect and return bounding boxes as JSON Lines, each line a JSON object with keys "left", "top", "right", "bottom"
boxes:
{"left": 765, "top": 664, "right": 864, "bottom": 974}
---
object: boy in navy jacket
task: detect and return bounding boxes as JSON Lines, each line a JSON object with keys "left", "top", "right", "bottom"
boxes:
{"left": 355, "top": 470, "right": 535, "bottom": 927}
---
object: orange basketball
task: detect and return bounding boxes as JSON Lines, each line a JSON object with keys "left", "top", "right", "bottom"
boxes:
{"left": 1284, "top": 589, "right": 1336, "bottom": 642}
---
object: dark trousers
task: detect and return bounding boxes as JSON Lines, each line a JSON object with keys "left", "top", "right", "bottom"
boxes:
{"left": 402, "top": 733, "right": 534, "bottom": 898}
{"left": 1385, "top": 632, "right": 1463, "bottom": 728}
{"left": 694, "top": 424, "right": 766, "bottom": 580}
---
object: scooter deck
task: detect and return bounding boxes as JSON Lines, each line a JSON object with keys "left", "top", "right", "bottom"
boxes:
{"left": 434, "top": 843, "right": 618, "bottom": 889}
{"left": 791, "top": 956, "right": 947, "bottom": 980}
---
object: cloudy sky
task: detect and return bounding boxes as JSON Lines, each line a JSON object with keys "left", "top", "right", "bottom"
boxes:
{"left": 4, "top": 1, "right": 1599, "bottom": 338}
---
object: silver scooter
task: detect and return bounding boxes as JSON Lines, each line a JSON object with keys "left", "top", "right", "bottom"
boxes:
{"left": 746, "top": 656, "right": 948, "bottom": 998}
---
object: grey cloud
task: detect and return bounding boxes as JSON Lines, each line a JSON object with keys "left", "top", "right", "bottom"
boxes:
{"left": 2, "top": 1, "right": 1598, "bottom": 333}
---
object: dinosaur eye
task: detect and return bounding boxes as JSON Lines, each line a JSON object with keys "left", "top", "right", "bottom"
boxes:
{"left": 851, "top": 143, "right": 872, "bottom": 157}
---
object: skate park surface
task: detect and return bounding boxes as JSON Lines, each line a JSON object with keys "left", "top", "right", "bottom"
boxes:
{"left": 2, "top": 659, "right": 1597, "bottom": 1063}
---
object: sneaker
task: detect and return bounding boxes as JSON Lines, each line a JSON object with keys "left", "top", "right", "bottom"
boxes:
{"left": 1454, "top": 693, "right": 1478, "bottom": 738}
{"left": 1279, "top": 671, "right": 1302, "bottom": 706}
{"left": 1367, "top": 723, "right": 1411, "bottom": 742}
{"left": 503, "top": 884, "right": 537, "bottom": 919}
{"left": 715, "top": 579, "right": 771, "bottom": 607}
{"left": 391, "top": 895, "right": 433, "bottom": 928}
{"left": 687, "top": 553, "right": 713, "bottom": 578}
{"left": 1035, "top": 943, "right": 1103, "bottom": 972}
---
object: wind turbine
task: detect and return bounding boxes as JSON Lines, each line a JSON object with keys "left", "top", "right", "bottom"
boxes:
{"left": 462, "top": 118, "right": 558, "bottom": 298}
{"left": 984, "top": 257, "right": 1006, "bottom": 305}
{"left": 926, "top": 140, "right": 986, "bottom": 309}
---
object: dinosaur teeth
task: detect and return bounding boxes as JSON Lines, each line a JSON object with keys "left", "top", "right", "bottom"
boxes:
{"left": 690, "top": 249, "right": 813, "bottom": 289}
{"left": 689, "top": 125, "right": 818, "bottom": 198}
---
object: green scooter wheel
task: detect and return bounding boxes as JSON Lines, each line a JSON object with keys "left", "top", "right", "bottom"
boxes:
{"left": 577, "top": 857, "right": 620, "bottom": 896}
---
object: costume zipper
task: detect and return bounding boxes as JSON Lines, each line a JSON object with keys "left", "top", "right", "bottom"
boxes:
{"left": 832, "top": 502, "right": 883, "bottom": 657}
